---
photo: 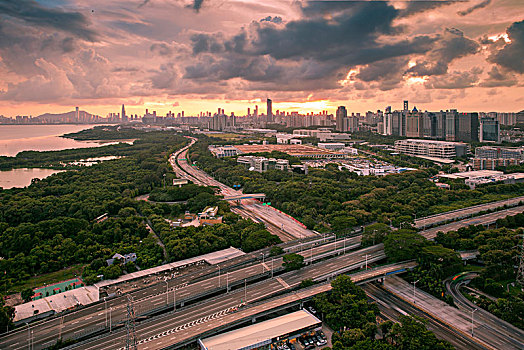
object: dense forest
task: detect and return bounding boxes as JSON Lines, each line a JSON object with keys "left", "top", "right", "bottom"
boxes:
{"left": 0, "top": 129, "right": 187, "bottom": 289}
{"left": 188, "top": 137, "right": 524, "bottom": 233}
{"left": 0, "top": 127, "right": 280, "bottom": 296}
{"left": 314, "top": 275, "right": 454, "bottom": 349}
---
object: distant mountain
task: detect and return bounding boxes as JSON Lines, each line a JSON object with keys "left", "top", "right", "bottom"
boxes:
{"left": 35, "top": 109, "right": 97, "bottom": 123}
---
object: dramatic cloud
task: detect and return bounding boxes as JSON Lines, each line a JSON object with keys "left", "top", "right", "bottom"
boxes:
{"left": 186, "top": 1, "right": 437, "bottom": 91}
{"left": 425, "top": 67, "right": 483, "bottom": 89}
{"left": 407, "top": 28, "right": 479, "bottom": 76}
{"left": 480, "top": 66, "right": 518, "bottom": 87}
{"left": 0, "top": 0, "right": 522, "bottom": 115}
{"left": 190, "top": 0, "right": 204, "bottom": 13}
{"left": 489, "top": 20, "right": 524, "bottom": 73}
{"left": 260, "top": 16, "right": 282, "bottom": 24}
{"left": 399, "top": 0, "right": 459, "bottom": 18}
{"left": 458, "top": 0, "right": 491, "bottom": 16}
{"left": 0, "top": 0, "right": 98, "bottom": 41}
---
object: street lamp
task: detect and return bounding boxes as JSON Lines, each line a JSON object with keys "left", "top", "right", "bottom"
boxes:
{"left": 471, "top": 308, "right": 478, "bottom": 337}
{"left": 26, "top": 323, "right": 30, "bottom": 350}
{"left": 164, "top": 280, "right": 169, "bottom": 305}
{"left": 244, "top": 279, "right": 247, "bottom": 303}
{"left": 104, "top": 297, "right": 107, "bottom": 327}
{"left": 362, "top": 254, "right": 369, "bottom": 270}
{"left": 412, "top": 280, "right": 419, "bottom": 302}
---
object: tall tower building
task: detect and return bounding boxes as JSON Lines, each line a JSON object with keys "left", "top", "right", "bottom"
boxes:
{"left": 336, "top": 106, "right": 347, "bottom": 132}
{"left": 267, "top": 98, "right": 273, "bottom": 123}
{"left": 121, "top": 104, "right": 127, "bottom": 122}
{"left": 403, "top": 100, "right": 409, "bottom": 111}
{"left": 75, "top": 107, "right": 79, "bottom": 122}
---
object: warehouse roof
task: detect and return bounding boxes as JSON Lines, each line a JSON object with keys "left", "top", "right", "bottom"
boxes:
{"left": 199, "top": 310, "right": 321, "bottom": 350}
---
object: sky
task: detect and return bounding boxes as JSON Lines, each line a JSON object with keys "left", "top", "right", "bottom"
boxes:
{"left": 0, "top": 0, "right": 523, "bottom": 118}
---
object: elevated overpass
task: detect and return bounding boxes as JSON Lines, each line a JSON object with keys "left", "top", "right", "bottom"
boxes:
{"left": 151, "top": 261, "right": 417, "bottom": 350}
{"left": 223, "top": 193, "right": 266, "bottom": 201}
{"left": 420, "top": 205, "right": 524, "bottom": 239}
{"left": 415, "top": 196, "right": 524, "bottom": 229}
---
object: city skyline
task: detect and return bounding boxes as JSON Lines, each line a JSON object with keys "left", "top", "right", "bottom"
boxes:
{"left": 0, "top": 1, "right": 523, "bottom": 117}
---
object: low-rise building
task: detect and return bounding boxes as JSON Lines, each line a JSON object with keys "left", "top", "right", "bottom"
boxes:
{"left": 107, "top": 253, "right": 137, "bottom": 266}
{"left": 318, "top": 142, "right": 346, "bottom": 151}
{"left": 237, "top": 155, "right": 290, "bottom": 172}
{"left": 395, "top": 139, "right": 468, "bottom": 159}
{"left": 208, "top": 145, "right": 238, "bottom": 158}
{"left": 198, "top": 310, "right": 322, "bottom": 350}
{"left": 472, "top": 146, "right": 524, "bottom": 169}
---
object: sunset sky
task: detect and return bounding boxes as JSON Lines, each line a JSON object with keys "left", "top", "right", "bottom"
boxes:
{"left": 0, "top": 0, "right": 523, "bottom": 117}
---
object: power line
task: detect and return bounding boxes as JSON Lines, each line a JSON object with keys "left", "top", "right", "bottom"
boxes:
{"left": 125, "top": 295, "right": 138, "bottom": 350}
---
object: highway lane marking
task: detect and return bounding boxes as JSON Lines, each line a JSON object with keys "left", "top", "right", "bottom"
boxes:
{"left": 275, "top": 277, "right": 291, "bottom": 289}
{"left": 113, "top": 304, "right": 245, "bottom": 350}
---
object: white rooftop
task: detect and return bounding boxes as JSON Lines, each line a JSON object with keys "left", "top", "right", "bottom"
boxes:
{"left": 199, "top": 310, "right": 321, "bottom": 350}
{"left": 439, "top": 170, "right": 503, "bottom": 179}
{"left": 14, "top": 247, "right": 245, "bottom": 323}
{"left": 14, "top": 286, "right": 98, "bottom": 323}
{"left": 96, "top": 247, "right": 244, "bottom": 288}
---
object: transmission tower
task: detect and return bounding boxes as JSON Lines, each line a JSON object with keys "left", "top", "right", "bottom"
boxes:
{"left": 125, "top": 295, "right": 138, "bottom": 350}
{"left": 517, "top": 233, "right": 524, "bottom": 287}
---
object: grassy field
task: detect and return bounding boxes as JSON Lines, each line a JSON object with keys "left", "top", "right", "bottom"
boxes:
{"left": 9, "top": 264, "right": 84, "bottom": 293}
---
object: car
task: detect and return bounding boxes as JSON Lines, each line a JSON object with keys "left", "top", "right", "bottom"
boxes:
{"left": 316, "top": 338, "right": 327, "bottom": 346}
{"left": 288, "top": 343, "right": 296, "bottom": 350}
{"left": 317, "top": 331, "right": 327, "bottom": 340}
{"left": 308, "top": 306, "right": 317, "bottom": 314}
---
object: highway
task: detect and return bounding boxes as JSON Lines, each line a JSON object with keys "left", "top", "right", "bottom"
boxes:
{"left": 384, "top": 275, "right": 522, "bottom": 350}
{"left": 170, "top": 137, "right": 316, "bottom": 241}
{"left": 73, "top": 245, "right": 386, "bottom": 350}
{"left": 415, "top": 195, "right": 524, "bottom": 229}
{"left": 0, "top": 234, "right": 366, "bottom": 350}
{"left": 419, "top": 205, "right": 524, "bottom": 239}
{"left": 363, "top": 283, "right": 489, "bottom": 350}
{"left": 445, "top": 273, "right": 524, "bottom": 350}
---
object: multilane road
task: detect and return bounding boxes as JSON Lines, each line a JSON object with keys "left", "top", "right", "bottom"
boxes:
{"left": 415, "top": 196, "right": 524, "bottom": 229}
{"left": 384, "top": 275, "right": 522, "bottom": 350}
{"left": 0, "top": 234, "right": 364, "bottom": 350}
{"left": 170, "top": 137, "right": 315, "bottom": 240}
{"left": 419, "top": 205, "right": 524, "bottom": 239}
{"left": 74, "top": 245, "right": 386, "bottom": 350}
{"left": 445, "top": 273, "right": 524, "bottom": 350}
{"left": 363, "top": 283, "right": 488, "bottom": 350}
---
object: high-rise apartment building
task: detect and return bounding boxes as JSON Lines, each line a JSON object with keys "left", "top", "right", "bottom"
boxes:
{"left": 121, "top": 104, "right": 127, "bottom": 122}
{"left": 479, "top": 117, "right": 500, "bottom": 143}
{"left": 336, "top": 106, "right": 347, "bottom": 132}
{"left": 266, "top": 98, "right": 273, "bottom": 123}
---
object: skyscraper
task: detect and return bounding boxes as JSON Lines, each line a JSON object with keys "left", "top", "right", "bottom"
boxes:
{"left": 403, "top": 100, "right": 409, "bottom": 111}
{"left": 479, "top": 117, "right": 500, "bottom": 143}
{"left": 336, "top": 106, "right": 347, "bottom": 132}
{"left": 267, "top": 98, "right": 273, "bottom": 123}
{"left": 121, "top": 104, "right": 127, "bottom": 122}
